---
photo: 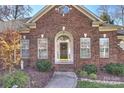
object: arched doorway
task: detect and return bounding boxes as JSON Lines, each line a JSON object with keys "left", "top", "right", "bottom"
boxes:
{"left": 55, "top": 31, "right": 73, "bottom": 64}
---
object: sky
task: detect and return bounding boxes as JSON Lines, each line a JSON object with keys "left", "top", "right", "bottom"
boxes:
{"left": 30, "top": 5, "right": 99, "bottom": 17}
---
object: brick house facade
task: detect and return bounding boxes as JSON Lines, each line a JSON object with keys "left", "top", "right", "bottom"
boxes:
{"left": 19, "top": 5, "right": 124, "bottom": 71}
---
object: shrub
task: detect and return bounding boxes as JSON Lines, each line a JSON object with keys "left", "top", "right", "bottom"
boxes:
{"left": 75, "top": 69, "right": 82, "bottom": 75}
{"left": 0, "top": 76, "right": 3, "bottom": 86}
{"left": 36, "top": 60, "right": 52, "bottom": 72}
{"left": 3, "top": 70, "right": 29, "bottom": 88}
{"left": 89, "top": 73, "right": 97, "bottom": 80}
{"left": 82, "top": 64, "right": 97, "bottom": 74}
{"left": 104, "top": 63, "right": 124, "bottom": 76}
{"left": 79, "top": 71, "right": 88, "bottom": 77}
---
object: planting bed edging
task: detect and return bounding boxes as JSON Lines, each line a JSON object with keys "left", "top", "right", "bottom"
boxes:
{"left": 80, "top": 78, "right": 124, "bottom": 84}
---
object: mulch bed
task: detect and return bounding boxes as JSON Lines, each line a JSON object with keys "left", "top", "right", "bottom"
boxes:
{"left": 77, "top": 71, "right": 124, "bottom": 82}
{"left": 24, "top": 67, "right": 54, "bottom": 88}
{"left": 97, "top": 71, "right": 124, "bottom": 82}
{"left": 0, "top": 67, "right": 54, "bottom": 88}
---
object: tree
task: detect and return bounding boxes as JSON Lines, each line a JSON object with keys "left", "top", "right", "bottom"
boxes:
{"left": 114, "top": 5, "right": 124, "bottom": 25}
{"left": 100, "top": 12, "right": 114, "bottom": 24}
{"left": 97, "top": 5, "right": 124, "bottom": 25}
{"left": 0, "top": 29, "right": 20, "bottom": 72}
{"left": 0, "top": 5, "right": 32, "bottom": 21}
{"left": 97, "top": 5, "right": 110, "bottom": 14}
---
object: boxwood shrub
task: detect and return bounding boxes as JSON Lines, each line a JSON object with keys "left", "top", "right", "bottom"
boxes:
{"left": 89, "top": 73, "right": 97, "bottom": 80}
{"left": 3, "top": 70, "right": 29, "bottom": 88}
{"left": 104, "top": 63, "right": 124, "bottom": 76}
{"left": 82, "top": 64, "right": 97, "bottom": 74}
{"left": 36, "top": 60, "right": 52, "bottom": 72}
{"left": 79, "top": 71, "right": 88, "bottom": 77}
{"left": 76, "top": 69, "right": 88, "bottom": 77}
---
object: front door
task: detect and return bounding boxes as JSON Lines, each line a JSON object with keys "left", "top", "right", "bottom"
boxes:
{"left": 60, "top": 42, "right": 68, "bottom": 59}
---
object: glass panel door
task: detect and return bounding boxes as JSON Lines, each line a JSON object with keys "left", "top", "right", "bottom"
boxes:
{"left": 60, "top": 42, "right": 68, "bottom": 59}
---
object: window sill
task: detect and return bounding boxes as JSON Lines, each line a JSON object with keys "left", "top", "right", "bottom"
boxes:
{"left": 38, "top": 58, "right": 48, "bottom": 60}
{"left": 100, "top": 58, "right": 109, "bottom": 59}
{"left": 80, "top": 58, "right": 91, "bottom": 59}
{"left": 55, "top": 61, "right": 73, "bottom": 64}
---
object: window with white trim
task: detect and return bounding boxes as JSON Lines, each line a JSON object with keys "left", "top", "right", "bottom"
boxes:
{"left": 100, "top": 38, "right": 109, "bottom": 58}
{"left": 80, "top": 38, "right": 91, "bottom": 58}
{"left": 38, "top": 38, "right": 48, "bottom": 59}
{"left": 21, "top": 39, "right": 29, "bottom": 58}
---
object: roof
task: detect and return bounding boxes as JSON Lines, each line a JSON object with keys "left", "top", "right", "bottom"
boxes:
{"left": 98, "top": 23, "right": 124, "bottom": 31}
{"left": 27, "top": 5, "right": 103, "bottom": 23}
{"left": 0, "top": 18, "right": 30, "bottom": 32}
{"left": 0, "top": 5, "right": 104, "bottom": 32}
{"left": 0, "top": 5, "right": 123, "bottom": 33}
{"left": 117, "top": 30, "right": 124, "bottom": 35}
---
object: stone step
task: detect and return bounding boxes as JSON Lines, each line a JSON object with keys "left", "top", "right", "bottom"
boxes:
{"left": 54, "top": 64, "right": 75, "bottom": 71}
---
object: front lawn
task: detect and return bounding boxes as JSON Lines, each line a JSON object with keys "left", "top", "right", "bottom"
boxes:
{"left": 77, "top": 81, "right": 124, "bottom": 88}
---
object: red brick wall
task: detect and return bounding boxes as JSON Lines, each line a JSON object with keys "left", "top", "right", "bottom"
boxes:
{"left": 117, "top": 39, "right": 124, "bottom": 64}
{"left": 22, "top": 5, "right": 123, "bottom": 70}
{"left": 99, "top": 31, "right": 119, "bottom": 67}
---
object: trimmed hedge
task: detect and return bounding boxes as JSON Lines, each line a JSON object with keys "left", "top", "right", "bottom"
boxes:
{"left": 36, "top": 60, "right": 52, "bottom": 72}
{"left": 3, "top": 71, "right": 29, "bottom": 88}
{"left": 0, "top": 75, "right": 3, "bottom": 87}
{"left": 82, "top": 64, "right": 97, "bottom": 74}
{"left": 89, "top": 73, "right": 97, "bottom": 80}
{"left": 104, "top": 63, "right": 124, "bottom": 76}
{"left": 79, "top": 70, "right": 88, "bottom": 77}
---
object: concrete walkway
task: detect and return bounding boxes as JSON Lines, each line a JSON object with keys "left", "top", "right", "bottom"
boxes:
{"left": 45, "top": 72, "right": 77, "bottom": 88}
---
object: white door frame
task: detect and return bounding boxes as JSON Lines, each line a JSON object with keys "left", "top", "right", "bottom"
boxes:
{"left": 55, "top": 31, "right": 73, "bottom": 64}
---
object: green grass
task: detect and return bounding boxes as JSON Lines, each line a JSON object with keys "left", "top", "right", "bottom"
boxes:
{"left": 77, "top": 81, "right": 124, "bottom": 88}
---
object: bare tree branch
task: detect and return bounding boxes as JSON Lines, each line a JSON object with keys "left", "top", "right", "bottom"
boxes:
{"left": 97, "top": 5, "right": 124, "bottom": 25}
{"left": 0, "top": 5, "right": 32, "bottom": 21}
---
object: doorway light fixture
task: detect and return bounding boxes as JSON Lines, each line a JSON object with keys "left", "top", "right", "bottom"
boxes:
{"left": 41, "top": 34, "right": 44, "bottom": 38}
{"left": 62, "top": 26, "right": 65, "bottom": 31}
{"left": 84, "top": 33, "right": 87, "bottom": 38}
{"left": 23, "top": 35, "right": 26, "bottom": 39}
{"left": 103, "top": 34, "right": 106, "bottom": 38}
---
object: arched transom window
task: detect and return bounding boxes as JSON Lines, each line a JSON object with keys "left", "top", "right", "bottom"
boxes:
{"left": 57, "top": 35, "right": 70, "bottom": 41}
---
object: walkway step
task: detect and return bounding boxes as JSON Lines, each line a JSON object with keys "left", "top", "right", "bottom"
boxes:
{"left": 45, "top": 72, "right": 77, "bottom": 88}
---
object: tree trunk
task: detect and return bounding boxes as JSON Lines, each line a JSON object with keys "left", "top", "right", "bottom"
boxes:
{"left": 122, "top": 8, "right": 124, "bottom": 25}
{"left": 14, "top": 5, "right": 19, "bottom": 19}
{"left": 13, "top": 38, "right": 16, "bottom": 64}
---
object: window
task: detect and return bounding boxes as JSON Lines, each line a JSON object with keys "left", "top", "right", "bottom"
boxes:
{"left": 80, "top": 38, "right": 91, "bottom": 58}
{"left": 21, "top": 39, "right": 29, "bottom": 58}
{"left": 118, "top": 41, "right": 124, "bottom": 50}
{"left": 58, "top": 6, "right": 71, "bottom": 14}
{"left": 38, "top": 38, "right": 48, "bottom": 59}
{"left": 100, "top": 38, "right": 109, "bottom": 58}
